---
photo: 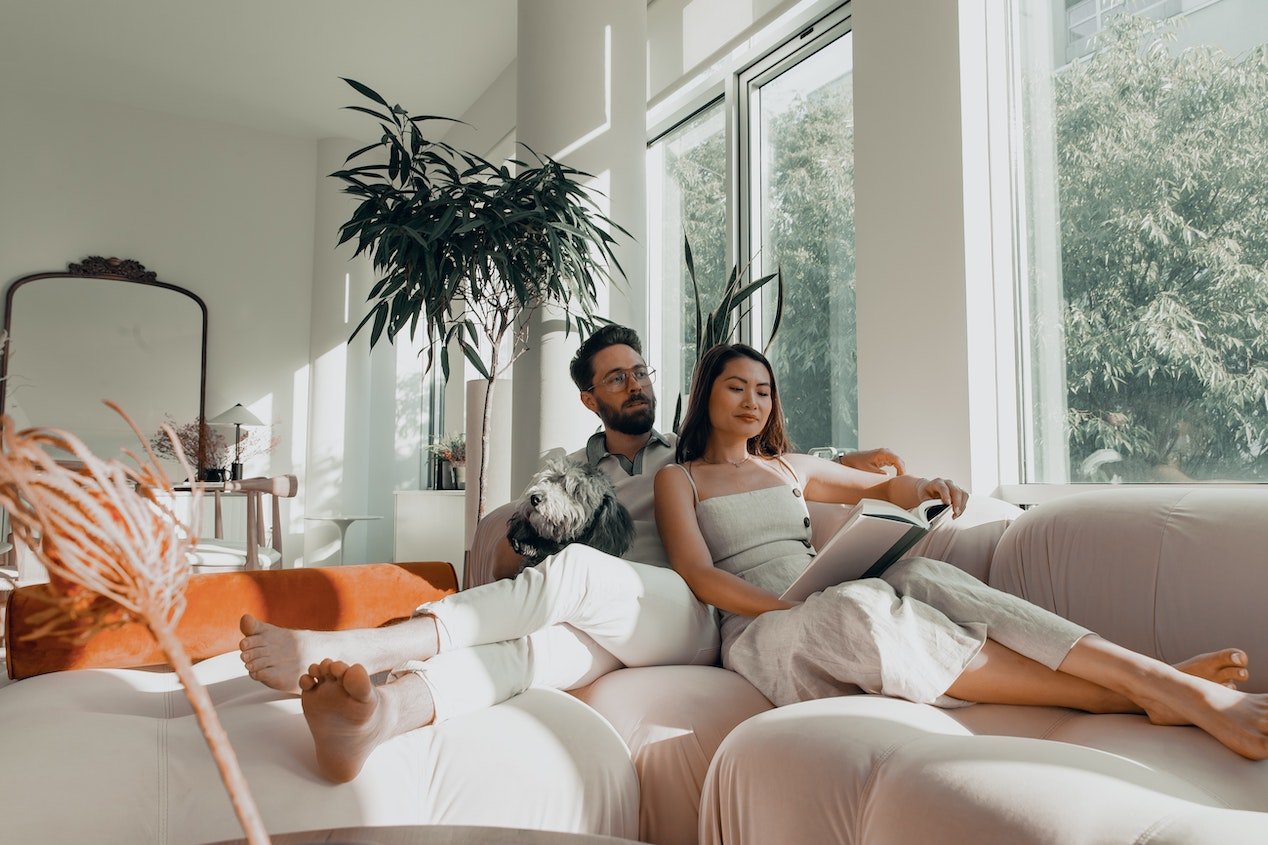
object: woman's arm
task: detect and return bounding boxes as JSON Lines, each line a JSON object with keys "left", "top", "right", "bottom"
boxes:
{"left": 654, "top": 465, "right": 795, "bottom": 616}
{"left": 787, "top": 453, "right": 969, "bottom": 517}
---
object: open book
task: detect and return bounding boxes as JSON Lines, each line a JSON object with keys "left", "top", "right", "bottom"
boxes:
{"left": 780, "top": 499, "right": 952, "bottom": 602}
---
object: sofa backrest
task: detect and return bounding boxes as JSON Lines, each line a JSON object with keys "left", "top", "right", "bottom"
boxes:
{"left": 991, "top": 488, "right": 1268, "bottom": 692}
{"left": 5, "top": 560, "right": 457, "bottom": 680}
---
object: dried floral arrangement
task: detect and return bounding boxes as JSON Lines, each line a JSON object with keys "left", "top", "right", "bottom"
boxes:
{"left": 427, "top": 431, "right": 466, "bottom": 466}
{"left": 0, "top": 402, "right": 270, "bottom": 844}
{"left": 150, "top": 415, "right": 280, "bottom": 473}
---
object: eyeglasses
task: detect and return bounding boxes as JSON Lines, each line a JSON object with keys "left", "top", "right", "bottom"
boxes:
{"left": 584, "top": 366, "right": 656, "bottom": 394}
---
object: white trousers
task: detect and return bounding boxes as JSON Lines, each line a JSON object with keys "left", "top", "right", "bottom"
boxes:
{"left": 396, "top": 543, "right": 719, "bottom": 722}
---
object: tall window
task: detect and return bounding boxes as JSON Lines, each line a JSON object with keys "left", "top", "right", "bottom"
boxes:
{"left": 746, "top": 27, "right": 856, "bottom": 451}
{"left": 648, "top": 102, "right": 727, "bottom": 421}
{"left": 649, "top": 5, "right": 856, "bottom": 450}
{"left": 1015, "top": 0, "right": 1268, "bottom": 482}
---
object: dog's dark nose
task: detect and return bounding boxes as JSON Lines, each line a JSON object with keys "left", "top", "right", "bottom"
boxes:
{"left": 530, "top": 493, "right": 543, "bottom": 508}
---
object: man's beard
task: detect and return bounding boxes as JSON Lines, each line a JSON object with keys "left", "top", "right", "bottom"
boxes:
{"left": 597, "top": 394, "right": 656, "bottom": 435}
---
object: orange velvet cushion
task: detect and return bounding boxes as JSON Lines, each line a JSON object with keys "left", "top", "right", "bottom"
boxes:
{"left": 5, "top": 561, "right": 457, "bottom": 680}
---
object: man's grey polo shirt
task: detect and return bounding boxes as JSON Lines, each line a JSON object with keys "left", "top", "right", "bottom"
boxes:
{"left": 568, "top": 429, "right": 676, "bottom": 567}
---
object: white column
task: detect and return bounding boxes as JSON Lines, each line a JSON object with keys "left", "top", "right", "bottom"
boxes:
{"left": 853, "top": 0, "right": 998, "bottom": 492}
{"left": 510, "top": 0, "right": 648, "bottom": 493}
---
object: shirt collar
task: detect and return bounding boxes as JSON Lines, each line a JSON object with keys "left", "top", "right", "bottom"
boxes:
{"left": 584, "top": 428, "right": 671, "bottom": 472}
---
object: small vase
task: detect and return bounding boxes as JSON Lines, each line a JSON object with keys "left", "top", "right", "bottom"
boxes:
{"left": 451, "top": 464, "right": 466, "bottom": 490}
{"left": 201, "top": 467, "right": 226, "bottom": 483}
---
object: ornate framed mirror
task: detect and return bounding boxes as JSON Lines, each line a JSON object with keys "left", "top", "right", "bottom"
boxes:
{"left": 1, "top": 257, "right": 208, "bottom": 472}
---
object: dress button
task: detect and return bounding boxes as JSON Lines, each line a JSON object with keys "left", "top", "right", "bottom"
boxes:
{"left": 792, "top": 488, "right": 802, "bottom": 498}
{"left": 803, "top": 516, "right": 812, "bottom": 527}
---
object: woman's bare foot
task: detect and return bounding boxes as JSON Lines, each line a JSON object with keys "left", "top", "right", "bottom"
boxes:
{"left": 1133, "top": 669, "right": 1268, "bottom": 760}
{"left": 1138, "top": 649, "right": 1251, "bottom": 726}
{"left": 299, "top": 659, "right": 436, "bottom": 783}
{"left": 239, "top": 614, "right": 440, "bottom": 694}
{"left": 1175, "top": 649, "right": 1248, "bottom": 689}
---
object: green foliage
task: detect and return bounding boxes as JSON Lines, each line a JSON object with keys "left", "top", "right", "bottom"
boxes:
{"left": 662, "top": 114, "right": 729, "bottom": 391}
{"left": 1057, "top": 18, "right": 1268, "bottom": 480}
{"left": 330, "top": 78, "right": 629, "bottom": 383}
{"left": 665, "top": 74, "right": 856, "bottom": 451}
{"left": 330, "top": 78, "right": 630, "bottom": 516}
{"left": 759, "top": 74, "right": 856, "bottom": 451}
{"left": 671, "top": 237, "right": 784, "bottom": 431}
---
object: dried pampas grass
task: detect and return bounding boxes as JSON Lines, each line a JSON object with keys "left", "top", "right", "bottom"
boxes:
{"left": 0, "top": 402, "right": 269, "bottom": 844}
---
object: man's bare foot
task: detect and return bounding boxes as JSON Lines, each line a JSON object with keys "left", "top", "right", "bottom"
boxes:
{"left": 239, "top": 614, "right": 442, "bottom": 694}
{"left": 300, "top": 659, "right": 388, "bottom": 783}
{"left": 239, "top": 615, "right": 355, "bottom": 693}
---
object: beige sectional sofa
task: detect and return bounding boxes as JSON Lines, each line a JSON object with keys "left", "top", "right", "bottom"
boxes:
{"left": 3, "top": 488, "right": 1267, "bottom": 844}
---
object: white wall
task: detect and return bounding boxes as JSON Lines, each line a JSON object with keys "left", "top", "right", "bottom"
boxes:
{"left": 0, "top": 88, "right": 316, "bottom": 560}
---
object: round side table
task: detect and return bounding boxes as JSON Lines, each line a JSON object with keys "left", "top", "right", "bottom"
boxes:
{"left": 304, "top": 514, "right": 382, "bottom": 565}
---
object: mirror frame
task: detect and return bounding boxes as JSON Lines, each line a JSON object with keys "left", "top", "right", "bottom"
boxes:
{"left": 1, "top": 256, "right": 209, "bottom": 470}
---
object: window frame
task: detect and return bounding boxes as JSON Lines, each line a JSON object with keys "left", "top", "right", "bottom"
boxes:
{"left": 994, "top": 0, "right": 1268, "bottom": 501}
{"left": 646, "top": 0, "right": 856, "bottom": 424}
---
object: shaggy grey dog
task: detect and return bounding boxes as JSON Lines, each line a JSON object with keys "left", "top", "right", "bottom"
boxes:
{"left": 506, "top": 457, "right": 635, "bottom": 565}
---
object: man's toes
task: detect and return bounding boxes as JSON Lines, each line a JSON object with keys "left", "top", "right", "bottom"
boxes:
{"left": 299, "top": 672, "right": 319, "bottom": 692}
{"left": 342, "top": 664, "right": 374, "bottom": 701}
{"left": 240, "top": 614, "right": 264, "bottom": 636}
{"left": 328, "top": 660, "right": 350, "bottom": 681}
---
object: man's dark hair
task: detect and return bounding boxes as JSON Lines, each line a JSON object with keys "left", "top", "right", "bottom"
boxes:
{"left": 569, "top": 324, "right": 644, "bottom": 390}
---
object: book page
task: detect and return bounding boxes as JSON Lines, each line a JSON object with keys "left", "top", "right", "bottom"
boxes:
{"left": 780, "top": 498, "right": 938, "bottom": 602}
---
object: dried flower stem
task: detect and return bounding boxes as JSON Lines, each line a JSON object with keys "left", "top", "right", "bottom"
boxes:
{"left": 150, "top": 617, "right": 271, "bottom": 845}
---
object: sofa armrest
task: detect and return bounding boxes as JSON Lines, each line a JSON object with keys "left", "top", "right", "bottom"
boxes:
{"left": 467, "top": 501, "right": 519, "bottom": 589}
{"left": 5, "top": 560, "right": 457, "bottom": 680}
{"left": 991, "top": 489, "right": 1268, "bottom": 691}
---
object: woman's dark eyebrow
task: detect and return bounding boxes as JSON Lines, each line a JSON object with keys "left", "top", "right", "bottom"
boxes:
{"left": 724, "top": 374, "right": 771, "bottom": 387}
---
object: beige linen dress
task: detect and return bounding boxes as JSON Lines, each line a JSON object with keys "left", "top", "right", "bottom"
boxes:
{"left": 672, "top": 462, "right": 1091, "bottom": 708}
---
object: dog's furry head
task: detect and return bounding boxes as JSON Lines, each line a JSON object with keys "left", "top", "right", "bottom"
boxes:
{"left": 506, "top": 457, "right": 635, "bottom": 565}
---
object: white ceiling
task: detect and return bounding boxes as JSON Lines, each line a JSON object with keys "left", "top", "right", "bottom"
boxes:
{"left": 0, "top": 0, "right": 518, "bottom": 140}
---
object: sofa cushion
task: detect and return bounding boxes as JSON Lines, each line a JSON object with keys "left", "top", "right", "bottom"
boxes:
{"left": 701, "top": 695, "right": 1268, "bottom": 845}
{"left": 5, "top": 561, "right": 457, "bottom": 679}
{"left": 575, "top": 666, "right": 773, "bottom": 845}
{"left": 0, "top": 651, "right": 640, "bottom": 844}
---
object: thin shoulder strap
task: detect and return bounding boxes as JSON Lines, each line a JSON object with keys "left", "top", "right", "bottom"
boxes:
{"left": 668, "top": 462, "right": 700, "bottom": 505}
{"left": 774, "top": 455, "right": 800, "bottom": 486}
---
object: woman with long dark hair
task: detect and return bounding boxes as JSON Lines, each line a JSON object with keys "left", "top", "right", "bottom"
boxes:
{"left": 654, "top": 343, "right": 1268, "bottom": 759}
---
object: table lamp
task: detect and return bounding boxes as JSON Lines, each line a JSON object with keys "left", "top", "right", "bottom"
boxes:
{"left": 209, "top": 403, "right": 263, "bottom": 481}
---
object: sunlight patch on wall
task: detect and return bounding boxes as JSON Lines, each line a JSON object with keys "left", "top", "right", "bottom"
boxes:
{"left": 308, "top": 342, "right": 348, "bottom": 517}
{"left": 289, "top": 363, "right": 310, "bottom": 564}
{"left": 683, "top": 0, "right": 754, "bottom": 70}
{"left": 554, "top": 25, "right": 612, "bottom": 160}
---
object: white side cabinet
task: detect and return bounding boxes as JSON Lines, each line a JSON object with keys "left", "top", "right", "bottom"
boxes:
{"left": 394, "top": 490, "right": 467, "bottom": 586}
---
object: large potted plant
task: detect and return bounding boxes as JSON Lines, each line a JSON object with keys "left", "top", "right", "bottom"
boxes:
{"left": 331, "top": 79, "right": 629, "bottom": 519}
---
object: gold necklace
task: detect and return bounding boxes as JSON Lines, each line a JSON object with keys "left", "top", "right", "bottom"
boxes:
{"left": 702, "top": 453, "right": 751, "bottom": 469}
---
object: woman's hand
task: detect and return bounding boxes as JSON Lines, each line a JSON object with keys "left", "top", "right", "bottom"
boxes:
{"left": 837, "top": 447, "right": 906, "bottom": 475}
{"left": 905, "top": 476, "right": 969, "bottom": 518}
